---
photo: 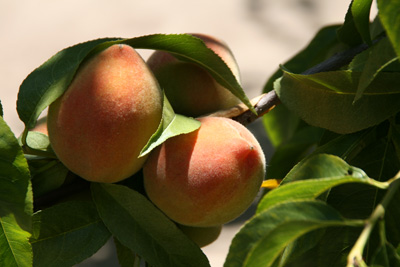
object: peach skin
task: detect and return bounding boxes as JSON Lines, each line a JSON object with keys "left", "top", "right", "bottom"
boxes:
{"left": 146, "top": 33, "right": 241, "bottom": 117}
{"left": 143, "top": 117, "right": 265, "bottom": 227}
{"left": 48, "top": 44, "right": 163, "bottom": 183}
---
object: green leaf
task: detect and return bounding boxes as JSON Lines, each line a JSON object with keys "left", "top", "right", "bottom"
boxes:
{"left": 352, "top": 38, "right": 399, "bottom": 102}
{"left": 262, "top": 105, "right": 300, "bottom": 148}
{"left": 17, "top": 38, "right": 118, "bottom": 130}
{"left": 258, "top": 154, "right": 380, "bottom": 213}
{"left": 91, "top": 183, "right": 210, "bottom": 267}
{"left": 139, "top": 94, "right": 201, "bottom": 157}
{"left": 244, "top": 220, "right": 356, "bottom": 267}
{"left": 263, "top": 25, "right": 341, "bottom": 147}
{"left": 275, "top": 70, "right": 400, "bottom": 134}
{"left": 314, "top": 128, "right": 376, "bottom": 161}
{"left": 283, "top": 153, "right": 368, "bottom": 184}
{"left": 371, "top": 242, "right": 400, "bottom": 267}
{"left": 378, "top": 0, "right": 400, "bottom": 59}
{"left": 322, "top": 128, "right": 400, "bottom": 264}
{"left": 28, "top": 158, "right": 68, "bottom": 197}
{"left": 224, "top": 200, "right": 362, "bottom": 267}
{"left": 265, "top": 126, "right": 324, "bottom": 180}
{"left": 114, "top": 237, "right": 141, "bottom": 267}
{"left": 0, "top": 116, "right": 33, "bottom": 267}
{"left": 31, "top": 201, "right": 111, "bottom": 267}
{"left": 337, "top": 1, "right": 364, "bottom": 46}
{"left": 21, "top": 131, "right": 52, "bottom": 153}
{"left": 120, "top": 34, "right": 252, "bottom": 112}
{"left": 351, "top": 0, "right": 373, "bottom": 45}
{"left": 258, "top": 172, "right": 381, "bottom": 214}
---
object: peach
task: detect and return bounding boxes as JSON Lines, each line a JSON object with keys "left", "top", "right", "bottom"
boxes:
{"left": 143, "top": 117, "right": 265, "bottom": 227}
{"left": 30, "top": 116, "right": 48, "bottom": 135}
{"left": 47, "top": 44, "right": 163, "bottom": 183}
{"left": 146, "top": 33, "right": 241, "bottom": 117}
{"left": 178, "top": 224, "right": 222, "bottom": 248}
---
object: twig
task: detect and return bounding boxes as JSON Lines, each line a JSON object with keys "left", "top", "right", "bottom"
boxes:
{"left": 214, "top": 37, "right": 381, "bottom": 125}
{"left": 347, "top": 172, "right": 400, "bottom": 267}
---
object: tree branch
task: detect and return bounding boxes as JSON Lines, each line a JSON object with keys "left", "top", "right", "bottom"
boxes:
{"left": 212, "top": 38, "right": 380, "bottom": 125}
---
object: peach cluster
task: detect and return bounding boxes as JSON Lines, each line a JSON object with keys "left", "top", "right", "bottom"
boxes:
{"left": 44, "top": 34, "right": 265, "bottom": 247}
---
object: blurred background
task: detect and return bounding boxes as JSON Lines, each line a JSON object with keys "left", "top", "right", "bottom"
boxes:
{"left": 0, "top": 0, "right": 368, "bottom": 266}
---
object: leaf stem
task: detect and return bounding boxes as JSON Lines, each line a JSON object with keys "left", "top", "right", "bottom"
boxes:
{"left": 20, "top": 127, "right": 57, "bottom": 159}
{"left": 22, "top": 145, "right": 58, "bottom": 159}
{"left": 347, "top": 171, "right": 400, "bottom": 267}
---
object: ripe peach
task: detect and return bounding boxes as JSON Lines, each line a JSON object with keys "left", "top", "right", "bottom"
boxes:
{"left": 143, "top": 117, "right": 265, "bottom": 227}
{"left": 48, "top": 44, "right": 163, "bottom": 183}
{"left": 146, "top": 33, "right": 241, "bottom": 117}
{"left": 177, "top": 224, "right": 222, "bottom": 248}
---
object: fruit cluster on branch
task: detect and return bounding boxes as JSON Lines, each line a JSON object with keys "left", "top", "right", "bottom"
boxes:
{"left": 40, "top": 34, "right": 266, "bottom": 247}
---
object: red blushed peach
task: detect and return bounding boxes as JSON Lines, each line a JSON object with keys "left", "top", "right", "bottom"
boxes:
{"left": 48, "top": 44, "right": 163, "bottom": 183}
{"left": 146, "top": 33, "right": 241, "bottom": 117}
{"left": 143, "top": 117, "right": 265, "bottom": 227}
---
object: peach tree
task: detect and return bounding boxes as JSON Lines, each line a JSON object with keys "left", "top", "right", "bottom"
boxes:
{"left": 1, "top": 0, "right": 400, "bottom": 266}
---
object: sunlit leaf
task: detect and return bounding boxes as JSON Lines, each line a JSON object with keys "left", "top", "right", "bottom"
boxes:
{"left": 378, "top": 0, "right": 400, "bottom": 59}
{"left": 121, "top": 34, "right": 251, "bottom": 112}
{"left": 352, "top": 37, "right": 398, "bottom": 102}
{"left": 337, "top": 2, "right": 364, "bottom": 46}
{"left": 224, "top": 200, "right": 362, "bottom": 267}
{"left": 139, "top": 94, "right": 200, "bottom": 157}
{"left": 0, "top": 116, "right": 33, "bottom": 267}
{"left": 17, "top": 38, "right": 118, "bottom": 130}
{"left": 257, "top": 154, "right": 378, "bottom": 213}
{"left": 275, "top": 70, "right": 400, "bottom": 134}
{"left": 351, "top": 0, "right": 373, "bottom": 45}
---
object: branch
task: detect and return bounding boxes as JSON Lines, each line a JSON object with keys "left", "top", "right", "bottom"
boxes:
{"left": 212, "top": 38, "right": 379, "bottom": 125}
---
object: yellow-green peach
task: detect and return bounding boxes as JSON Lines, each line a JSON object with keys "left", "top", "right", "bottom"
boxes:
{"left": 48, "top": 44, "right": 163, "bottom": 183}
{"left": 146, "top": 33, "right": 241, "bottom": 117}
{"left": 143, "top": 117, "right": 265, "bottom": 227}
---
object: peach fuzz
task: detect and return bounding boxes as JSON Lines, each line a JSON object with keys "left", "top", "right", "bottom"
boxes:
{"left": 143, "top": 117, "right": 265, "bottom": 227}
{"left": 48, "top": 44, "right": 163, "bottom": 183}
{"left": 146, "top": 33, "right": 241, "bottom": 117}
